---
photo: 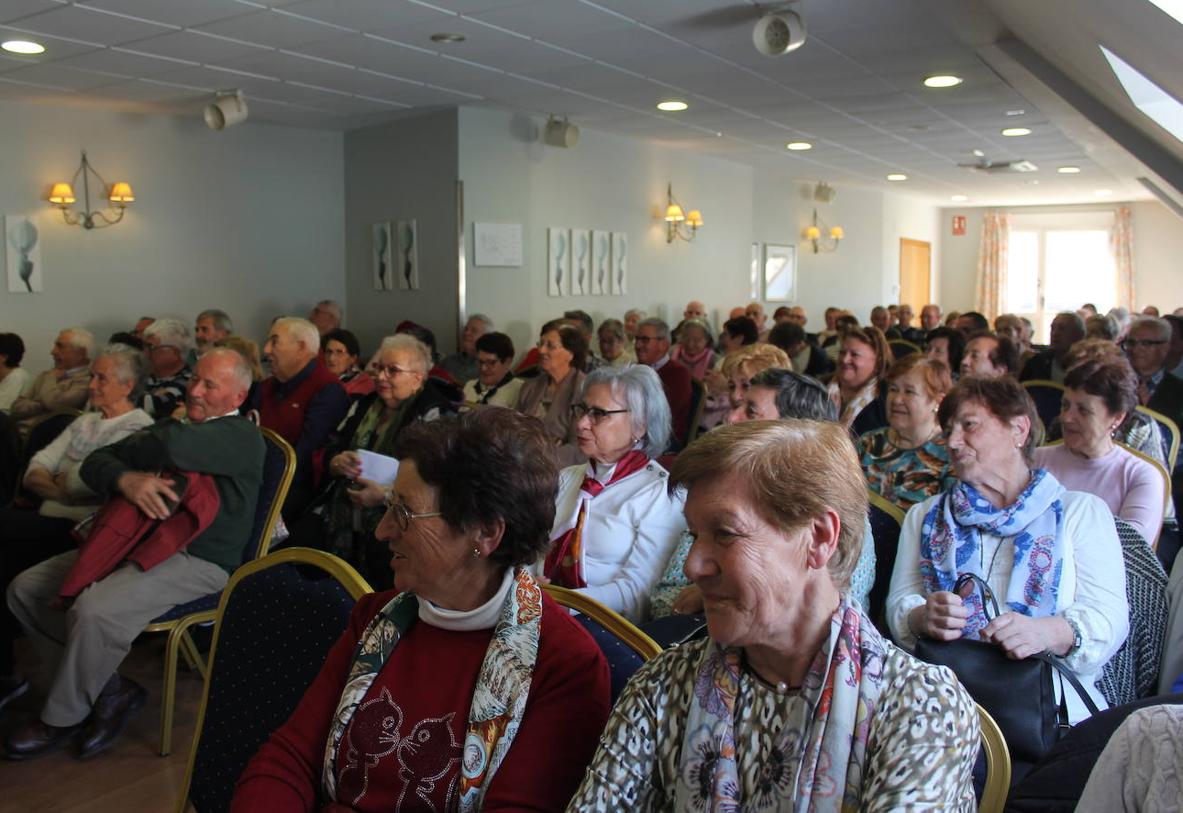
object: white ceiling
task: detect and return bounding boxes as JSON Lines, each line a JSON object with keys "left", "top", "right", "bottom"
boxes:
{"left": 0, "top": 0, "right": 1176, "bottom": 205}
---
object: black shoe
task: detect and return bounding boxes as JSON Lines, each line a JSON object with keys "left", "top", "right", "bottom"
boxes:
{"left": 0, "top": 675, "right": 29, "bottom": 714}
{"left": 3, "top": 716, "right": 79, "bottom": 760}
{"left": 74, "top": 677, "right": 147, "bottom": 760}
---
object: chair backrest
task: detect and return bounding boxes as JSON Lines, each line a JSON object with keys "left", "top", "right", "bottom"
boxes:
{"left": 1097, "top": 519, "right": 1169, "bottom": 708}
{"left": 1021, "top": 380, "right": 1065, "bottom": 438}
{"left": 866, "top": 491, "right": 905, "bottom": 629}
{"left": 244, "top": 427, "right": 296, "bottom": 563}
{"left": 888, "top": 338, "right": 921, "bottom": 360}
{"left": 542, "top": 583, "right": 661, "bottom": 702}
{"left": 1117, "top": 441, "right": 1172, "bottom": 523}
{"left": 977, "top": 703, "right": 1011, "bottom": 813}
{"left": 1136, "top": 405, "right": 1180, "bottom": 472}
{"left": 177, "top": 547, "right": 372, "bottom": 813}
{"left": 687, "top": 377, "right": 707, "bottom": 444}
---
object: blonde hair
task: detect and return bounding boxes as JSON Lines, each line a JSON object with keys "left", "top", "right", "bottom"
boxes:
{"left": 670, "top": 420, "right": 867, "bottom": 589}
{"left": 214, "top": 335, "right": 263, "bottom": 381}
{"left": 719, "top": 344, "right": 791, "bottom": 379}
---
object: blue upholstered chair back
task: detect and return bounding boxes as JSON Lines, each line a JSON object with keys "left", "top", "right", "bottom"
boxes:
{"left": 573, "top": 615, "right": 649, "bottom": 702}
{"left": 1021, "top": 381, "right": 1065, "bottom": 442}
{"left": 242, "top": 428, "right": 295, "bottom": 563}
{"left": 866, "top": 494, "right": 905, "bottom": 631}
{"left": 186, "top": 551, "right": 370, "bottom": 813}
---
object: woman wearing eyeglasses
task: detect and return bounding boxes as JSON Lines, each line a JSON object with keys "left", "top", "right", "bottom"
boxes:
{"left": 234, "top": 409, "right": 611, "bottom": 812}
{"left": 515, "top": 321, "right": 588, "bottom": 466}
{"left": 288, "top": 334, "right": 456, "bottom": 588}
{"left": 542, "top": 365, "right": 685, "bottom": 622}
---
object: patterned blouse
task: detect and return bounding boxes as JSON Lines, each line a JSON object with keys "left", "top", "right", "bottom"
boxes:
{"left": 856, "top": 427, "right": 955, "bottom": 509}
{"left": 567, "top": 635, "right": 979, "bottom": 811}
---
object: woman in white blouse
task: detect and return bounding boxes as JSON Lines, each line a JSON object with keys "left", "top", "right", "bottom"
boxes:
{"left": 0, "top": 333, "right": 32, "bottom": 413}
{"left": 0, "top": 343, "right": 153, "bottom": 705}
{"left": 543, "top": 365, "right": 685, "bottom": 622}
{"left": 887, "top": 375, "right": 1129, "bottom": 723}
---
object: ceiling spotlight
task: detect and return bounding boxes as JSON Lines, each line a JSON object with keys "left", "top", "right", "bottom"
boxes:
{"left": 886, "top": 173, "right": 908, "bottom": 181}
{"left": 1005, "top": 109, "right": 1027, "bottom": 117}
{"left": 972, "top": 149, "right": 986, "bottom": 158}
{"left": 2, "top": 39, "right": 45, "bottom": 54}
{"left": 657, "top": 100, "right": 688, "bottom": 112}
{"left": 753, "top": 10, "right": 807, "bottom": 57}
{"left": 430, "top": 32, "right": 466, "bottom": 44}
{"left": 923, "top": 75, "right": 962, "bottom": 88}
{"left": 204, "top": 89, "right": 248, "bottom": 130}
{"left": 951, "top": 195, "right": 969, "bottom": 202}
{"left": 786, "top": 141, "right": 812, "bottom": 151}
{"left": 1001, "top": 127, "right": 1032, "bottom": 136}
{"left": 1057, "top": 166, "right": 1082, "bottom": 174}
{"left": 1094, "top": 188, "right": 1113, "bottom": 196}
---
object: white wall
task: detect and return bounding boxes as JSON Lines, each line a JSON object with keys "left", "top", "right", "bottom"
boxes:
{"left": 938, "top": 200, "right": 1183, "bottom": 314}
{"left": 0, "top": 100, "right": 344, "bottom": 372}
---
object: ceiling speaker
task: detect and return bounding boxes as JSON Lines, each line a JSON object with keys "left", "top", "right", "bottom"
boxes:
{"left": 753, "top": 11, "right": 807, "bottom": 57}
{"left": 543, "top": 116, "right": 580, "bottom": 148}
{"left": 205, "top": 90, "right": 249, "bottom": 130}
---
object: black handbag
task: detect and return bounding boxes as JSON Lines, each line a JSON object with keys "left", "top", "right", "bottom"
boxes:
{"left": 913, "top": 574, "right": 1100, "bottom": 764}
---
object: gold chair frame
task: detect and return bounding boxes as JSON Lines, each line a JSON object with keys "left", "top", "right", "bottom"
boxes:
{"left": 174, "top": 547, "right": 372, "bottom": 813}
{"left": 1135, "top": 404, "right": 1180, "bottom": 472}
{"left": 887, "top": 338, "right": 922, "bottom": 357}
{"left": 542, "top": 583, "right": 662, "bottom": 660}
{"left": 976, "top": 703, "right": 1011, "bottom": 813}
{"left": 150, "top": 426, "right": 295, "bottom": 756}
{"left": 867, "top": 490, "right": 906, "bottom": 524}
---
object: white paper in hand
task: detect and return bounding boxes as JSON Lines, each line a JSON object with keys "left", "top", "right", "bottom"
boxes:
{"left": 356, "top": 450, "right": 399, "bottom": 486}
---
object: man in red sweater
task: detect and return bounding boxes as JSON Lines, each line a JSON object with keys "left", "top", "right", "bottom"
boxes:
{"left": 256, "top": 317, "right": 349, "bottom": 517}
{"left": 635, "top": 317, "right": 691, "bottom": 450}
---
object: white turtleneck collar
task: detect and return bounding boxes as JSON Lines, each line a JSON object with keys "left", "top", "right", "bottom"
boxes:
{"left": 417, "top": 567, "right": 514, "bottom": 631}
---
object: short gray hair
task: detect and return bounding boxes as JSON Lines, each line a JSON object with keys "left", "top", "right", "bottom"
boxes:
{"left": 379, "top": 333, "right": 432, "bottom": 373}
{"left": 196, "top": 309, "right": 234, "bottom": 333}
{"left": 637, "top": 317, "right": 671, "bottom": 341}
{"left": 63, "top": 327, "right": 95, "bottom": 359}
{"left": 203, "top": 347, "right": 253, "bottom": 391}
{"left": 581, "top": 364, "right": 671, "bottom": 457}
{"left": 313, "top": 300, "right": 343, "bottom": 322}
{"left": 273, "top": 317, "right": 320, "bottom": 351}
{"left": 468, "top": 313, "right": 494, "bottom": 331}
{"left": 624, "top": 308, "right": 647, "bottom": 322}
{"left": 94, "top": 343, "right": 148, "bottom": 402}
{"left": 598, "top": 318, "right": 624, "bottom": 342}
{"left": 1131, "top": 315, "right": 1171, "bottom": 342}
{"left": 144, "top": 318, "right": 192, "bottom": 352}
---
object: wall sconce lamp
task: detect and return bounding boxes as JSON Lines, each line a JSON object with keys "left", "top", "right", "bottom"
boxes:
{"left": 664, "top": 182, "right": 704, "bottom": 243}
{"left": 48, "top": 151, "right": 134, "bottom": 230}
{"left": 804, "top": 208, "right": 842, "bottom": 253}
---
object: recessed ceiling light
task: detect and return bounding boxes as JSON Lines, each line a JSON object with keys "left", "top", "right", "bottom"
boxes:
{"left": 951, "top": 195, "right": 969, "bottom": 202}
{"left": 1001, "top": 127, "right": 1032, "bottom": 136}
{"left": 1005, "top": 109, "right": 1027, "bottom": 117}
{"left": 923, "top": 74, "right": 962, "bottom": 88}
{"left": 429, "top": 32, "right": 465, "bottom": 43}
{"left": 1057, "top": 166, "right": 1082, "bottom": 174}
{"left": 886, "top": 173, "right": 908, "bottom": 181}
{"left": 657, "top": 100, "right": 688, "bottom": 112}
{"left": 785, "top": 141, "right": 812, "bottom": 150}
{"left": 1094, "top": 188, "right": 1113, "bottom": 196}
{"left": 1, "top": 39, "right": 45, "bottom": 54}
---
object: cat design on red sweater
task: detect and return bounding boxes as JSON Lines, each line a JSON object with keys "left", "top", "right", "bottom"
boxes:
{"left": 338, "top": 686, "right": 461, "bottom": 811}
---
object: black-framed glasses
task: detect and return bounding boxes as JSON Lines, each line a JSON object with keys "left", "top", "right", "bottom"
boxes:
{"left": 1122, "top": 339, "right": 1167, "bottom": 350}
{"left": 571, "top": 403, "right": 629, "bottom": 424}
{"left": 382, "top": 492, "right": 442, "bottom": 531}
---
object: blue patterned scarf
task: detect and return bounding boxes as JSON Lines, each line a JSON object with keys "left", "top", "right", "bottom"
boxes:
{"left": 920, "top": 469, "right": 1066, "bottom": 638}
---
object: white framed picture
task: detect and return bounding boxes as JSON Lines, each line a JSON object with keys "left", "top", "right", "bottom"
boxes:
{"left": 547, "top": 227, "right": 569, "bottom": 297}
{"left": 5, "top": 216, "right": 42, "bottom": 293}
{"left": 762, "top": 243, "right": 797, "bottom": 302}
{"left": 397, "top": 219, "right": 418, "bottom": 290}
{"left": 591, "top": 230, "right": 610, "bottom": 295}
{"left": 610, "top": 231, "right": 628, "bottom": 296}
{"left": 372, "top": 222, "right": 393, "bottom": 291}
{"left": 572, "top": 229, "right": 590, "bottom": 296}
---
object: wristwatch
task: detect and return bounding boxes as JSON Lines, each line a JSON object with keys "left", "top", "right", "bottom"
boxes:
{"left": 1065, "top": 618, "right": 1083, "bottom": 656}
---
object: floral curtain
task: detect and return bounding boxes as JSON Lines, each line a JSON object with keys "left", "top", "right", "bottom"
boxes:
{"left": 1112, "top": 205, "right": 1134, "bottom": 309}
{"left": 974, "top": 212, "right": 1010, "bottom": 321}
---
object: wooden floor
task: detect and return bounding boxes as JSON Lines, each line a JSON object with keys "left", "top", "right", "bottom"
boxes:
{"left": 0, "top": 637, "right": 203, "bottom": 812}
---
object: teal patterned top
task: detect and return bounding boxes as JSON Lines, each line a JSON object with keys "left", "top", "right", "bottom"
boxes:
{"left": 856, "top": 427, "right": 956, "bottom": 510}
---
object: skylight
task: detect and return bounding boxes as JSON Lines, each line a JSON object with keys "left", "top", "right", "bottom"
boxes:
{"left": 1100, "top": 45, "right": 1183, "bottom": 145}
{"left": 1145, "top": 0, "right": 1183, "bottom": 25}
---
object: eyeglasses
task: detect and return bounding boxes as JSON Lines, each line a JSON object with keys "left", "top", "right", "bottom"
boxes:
{"left": 571, "top": 403, "right": 629, "bottom": 423}
{"left": 373, "top": 363, "right": 416, "bottom": 378}
{"left": 382, "top": 493, "right": 442, "bottom": 531}
{"left": 1122, "top": 339, "right": 1167, "bottom": 350}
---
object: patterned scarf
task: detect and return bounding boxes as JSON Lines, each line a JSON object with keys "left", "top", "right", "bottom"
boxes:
{"left": 827, "top": 378, "right": 877, "bottom": 429}
{"left": 676, "top": 599, "right": 887, "bottom": 811}
{"left": 321, "top": 568, "right": 543, "bottom": 812}
{"left": 920, "top": 469, "right": 1066, "bottom": 639}
{"left": 544, "top": 449, "right": 651, "bottom": 587}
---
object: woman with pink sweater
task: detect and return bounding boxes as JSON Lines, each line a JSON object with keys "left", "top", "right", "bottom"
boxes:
{"left": 1034, "top": 358, "right": 1165, "bottom": 545}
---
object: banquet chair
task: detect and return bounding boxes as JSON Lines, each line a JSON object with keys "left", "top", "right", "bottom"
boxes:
{"left": 866, "top": 491, "right": 905, "bottom": 631}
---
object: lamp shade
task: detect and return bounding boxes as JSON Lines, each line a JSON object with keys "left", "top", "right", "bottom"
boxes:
{"left": 685, "top": 209, "right": 703, "bottom": 227}
{"left": 664, "top": 203, "right": 685, "bottom": 222}
{"left": 108, "top": 182, "right": 134, "bottom": 203}
{"left": 49, "top": 182, "right": 76, "bottom": 204}
{"left": 804, "top": 225, "right": 821, "bottom": 241}
{"left": 830, "top": 226, "right": 845, "bottom": 240}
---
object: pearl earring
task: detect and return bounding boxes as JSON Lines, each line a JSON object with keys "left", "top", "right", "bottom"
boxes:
{"left": 471, "top": 547, "right": 481, "bottom": 559}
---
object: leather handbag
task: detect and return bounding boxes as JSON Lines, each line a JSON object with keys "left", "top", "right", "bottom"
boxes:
{"left": 913, "top": 573, "right": 1100, "bottom": 764}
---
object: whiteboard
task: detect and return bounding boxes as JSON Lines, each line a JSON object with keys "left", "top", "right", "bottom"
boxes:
{"left": 473, "top": 222, "right": 523, "bottom": 267}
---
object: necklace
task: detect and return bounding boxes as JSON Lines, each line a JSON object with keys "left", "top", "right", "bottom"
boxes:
{"left": 741, "top": 652, "right": 798, "bottom": 696}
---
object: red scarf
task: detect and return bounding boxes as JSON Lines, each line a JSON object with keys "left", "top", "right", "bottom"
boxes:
{"left": 544, "top": 450, "right": 651, "bottom": 588}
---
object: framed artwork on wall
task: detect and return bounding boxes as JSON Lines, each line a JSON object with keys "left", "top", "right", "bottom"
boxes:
{"left": 591, "top": 230, "right": 610, "bottom": 295}
{"left": 749, "top": 242, "right": 760, "bottom": 300}
{"left": 397, "top": 219, "right": 418, "bottom": 290}
{"left": 762, "top": 243, "right": 796, "bottom": 302}
{"left": 547, "top": 227, "right": 569, "bottom": 297}
{"left": 372, "top": 222, "right": 392, "bottom": 291}
{"left": 572, "top": 229, "right": 590, "bottom": 296}
{"left": 5, "top": 216, "right": 42, "bottom": 293}
{"left": 611, "top": 232, "right": 628, "bottom": 295}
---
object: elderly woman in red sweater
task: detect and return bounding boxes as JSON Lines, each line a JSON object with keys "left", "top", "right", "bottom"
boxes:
{"left": 232, "top": 409, "right": 610, "bottom": 812}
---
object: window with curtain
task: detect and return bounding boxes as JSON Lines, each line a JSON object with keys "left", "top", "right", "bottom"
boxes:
{"left": 1004, "top": 210, "right": 1123, "bottom": 342}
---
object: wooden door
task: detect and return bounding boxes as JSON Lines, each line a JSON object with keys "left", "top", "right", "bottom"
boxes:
{"left": 899, "top": 238, "right": 931, "bottom": 309}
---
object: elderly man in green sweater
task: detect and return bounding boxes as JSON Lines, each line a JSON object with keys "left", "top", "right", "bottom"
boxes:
{"left": 3, "top": 348, "right": 265, "bottom": 760}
